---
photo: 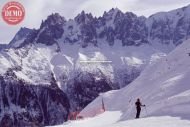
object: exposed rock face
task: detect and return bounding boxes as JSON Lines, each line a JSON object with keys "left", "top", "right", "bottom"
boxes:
{"left": 147, "top": 6, "right": 190, "bottom": 47}
{"left": 66, "top": 71, "right": 113, "bottom": 111}
{"left": 0, "top": 44, "right": 8, "bottom": 50}
{"left": 0, "top": 69, "right": 70, "bottom": 126}
{"left": 37, "top": 13, "right": 66, "bottom": 45}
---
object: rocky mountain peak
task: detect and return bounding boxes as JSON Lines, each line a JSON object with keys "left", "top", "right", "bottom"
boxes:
{"left": 74, "top": 10, "right": 94, "bottom": 24}
{"left": 35, "top": 13, "right": 66, "bottom": 45}
{"left": 102, "top": 8, "right": 123, "bottom": 22}
{"left": 40, "top": 13, "right": 66, "bottom": 29}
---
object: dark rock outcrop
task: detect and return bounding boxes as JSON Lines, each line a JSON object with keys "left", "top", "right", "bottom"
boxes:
{"left": 66, "top": 71, "right": 113, "bottom": 111}
{"left": 0, "top": 70, "right": 70, "bottom": 126}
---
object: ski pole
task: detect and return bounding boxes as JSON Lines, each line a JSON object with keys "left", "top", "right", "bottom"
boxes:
{"left": 144, "top": 106, "right": 148, "bottom": 116}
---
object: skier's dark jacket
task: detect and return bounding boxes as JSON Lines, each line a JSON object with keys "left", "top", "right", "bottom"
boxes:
{"left": 135, "top": 101, "right": 143, "bottom": 109}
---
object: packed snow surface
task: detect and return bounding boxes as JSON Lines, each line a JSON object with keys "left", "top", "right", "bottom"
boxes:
{"left": 47, "top": 111, "right": 190, "bottom": 127}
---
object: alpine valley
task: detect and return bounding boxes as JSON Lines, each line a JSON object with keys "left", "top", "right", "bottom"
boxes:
{"left": 0, "top": 4, "right": 190, "bottom": 126}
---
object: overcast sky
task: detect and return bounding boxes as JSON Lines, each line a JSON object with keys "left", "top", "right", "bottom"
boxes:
{"left": 0, "top": 0, "right": 190, "bottom": 44}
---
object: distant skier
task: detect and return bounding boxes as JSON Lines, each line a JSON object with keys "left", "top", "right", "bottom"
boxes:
{"left": 135, "top": 98, "right": 145, "bottom": 118}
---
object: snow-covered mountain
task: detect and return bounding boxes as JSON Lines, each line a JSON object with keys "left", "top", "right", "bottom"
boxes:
{"left": 8, "top": 5, "right": 190, "bottom": 50}
{"left": 80, "top": 39, "right": 190, "bottom": 121}
{"left": 1, "top": 4, "right": 190, "bottom": 126}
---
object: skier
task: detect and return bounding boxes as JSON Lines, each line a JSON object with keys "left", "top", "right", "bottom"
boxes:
{"left": 135, "top": 98, "right": 145, "bottom": 118}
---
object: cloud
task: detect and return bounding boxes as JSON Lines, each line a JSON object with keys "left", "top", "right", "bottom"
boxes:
{"left": 74, "top": 0, "right": 117, "bottom": 17}
{"left": 136, "top": 0, "right": 190, "bottom": 6}
{"left": 130, "top": 0, "right": 190, "bottom": 16}
{"left": 0, "top": 0, "right": 190, "bottom": 44}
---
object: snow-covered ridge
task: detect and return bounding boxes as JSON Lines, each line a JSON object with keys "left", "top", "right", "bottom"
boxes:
{"left": 0, "top": 41, "right": 160, "bottom": 87}
{"left": 8, "top": 4, "right": 190, "bottom": 51}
